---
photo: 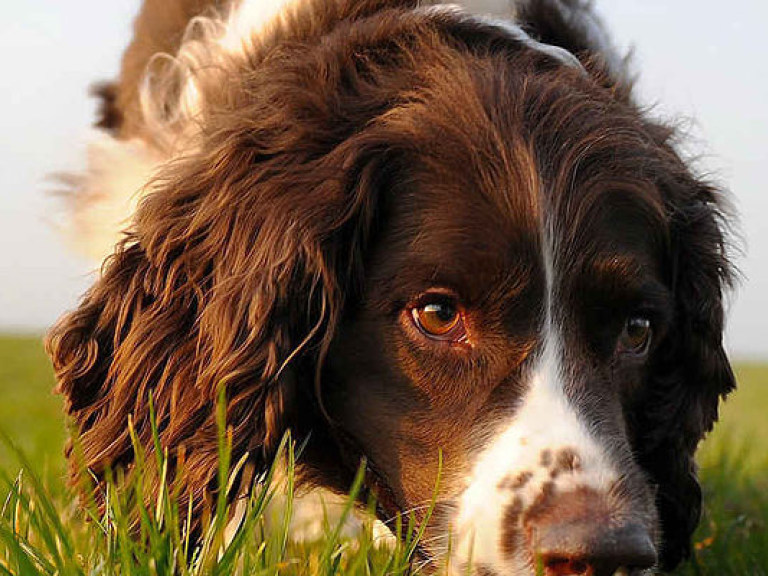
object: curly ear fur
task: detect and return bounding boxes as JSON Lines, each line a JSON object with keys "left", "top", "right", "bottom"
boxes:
{"left": 47, "top": 159, "right": 335, "bottom": 527}
{"left": 631, "top": 158, "right": 735, "bottom": 570}
{"left": 46, "top": 122, "right": 381, "bottom": 533}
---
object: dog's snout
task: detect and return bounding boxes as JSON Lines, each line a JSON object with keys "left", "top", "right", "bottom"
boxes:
{"left": 533, "top": 519, "right": 657, "bottom": 576}
{"left": 518, "top": 487, "right": 656, "bottom": 576}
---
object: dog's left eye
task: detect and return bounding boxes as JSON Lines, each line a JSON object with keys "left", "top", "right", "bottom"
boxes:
{"left": 411, "top": 299, "right": 467, "bottom": 342}
{"left": 617, "top": 315, "right": 652, "bottom": 356}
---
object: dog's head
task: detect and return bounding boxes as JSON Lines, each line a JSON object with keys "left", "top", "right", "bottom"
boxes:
{"left": 48, "top": 2, "right": 734, "bottom": 574}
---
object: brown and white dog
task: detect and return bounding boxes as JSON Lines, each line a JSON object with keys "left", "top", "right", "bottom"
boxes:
{"left": 48, "top": 1, "right": 736, "bottom": 574}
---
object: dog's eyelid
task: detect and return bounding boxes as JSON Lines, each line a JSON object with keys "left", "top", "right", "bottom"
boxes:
{"left": 633, "top": 293, "right": 674, "bottom": 329}
{"left": 623, "top": 279, "right": 674, "bottom": 325}
{"left": 410, "top": 287, "right": 463, "bottom": 307}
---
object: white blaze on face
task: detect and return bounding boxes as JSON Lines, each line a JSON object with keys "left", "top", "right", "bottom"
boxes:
{"left": 451, "top": 204, "right": 618, "bottom": 571}
{"left": 452, "top": 320, "right": 618, "bottom": 572}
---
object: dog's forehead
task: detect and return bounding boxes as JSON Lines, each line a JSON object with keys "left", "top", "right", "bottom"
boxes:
{"left": 367, "top": 172, "right": 543, "bottom": 306}
{"left": 367, "top": 155, "right": 667, "bottom": 309}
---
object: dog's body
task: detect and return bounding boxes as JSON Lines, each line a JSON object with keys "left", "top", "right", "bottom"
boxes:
{"left": 49, "top": 2, "right": 735, "bottom": 574}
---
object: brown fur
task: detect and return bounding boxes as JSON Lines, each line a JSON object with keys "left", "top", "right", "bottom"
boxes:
{"left": 48, "top": 0, "right": 734, "bottom": 570}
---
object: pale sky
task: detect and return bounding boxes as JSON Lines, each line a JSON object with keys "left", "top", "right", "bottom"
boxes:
{"left": 1, "top": 1, "right": 766, "bottom": 359}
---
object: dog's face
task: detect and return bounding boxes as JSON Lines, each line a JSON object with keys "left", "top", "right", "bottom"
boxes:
{"left": 49, "top": 3, "right": 735, "bottom": 575}
{"left": 325, "top": 160, "right": 662, "bottom": 569}
{"left": 319, "top": 66, "right": 671, "bottom": 573}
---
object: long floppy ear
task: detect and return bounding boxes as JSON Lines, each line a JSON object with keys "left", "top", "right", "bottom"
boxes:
{"left": 45, "top": 124, "right": 380, "bottom": 529}
{"left": 632, "top": 168, "right": 736, "bottom": 570}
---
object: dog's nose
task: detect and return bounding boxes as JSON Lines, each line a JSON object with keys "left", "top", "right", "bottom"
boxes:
{"left": 533, "top": 520, "right": 657, "bottom": 576}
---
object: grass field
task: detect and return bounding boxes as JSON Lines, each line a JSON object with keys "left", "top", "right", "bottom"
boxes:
{"left": 0, "top": 334, "right": 766, "bottom": 574}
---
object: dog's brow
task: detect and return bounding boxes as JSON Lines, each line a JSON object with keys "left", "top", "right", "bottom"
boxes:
{"left": 590, "top": 254, "right": 645, "bottom": 279}
{"left": 585, "top": 254, "right": 673, "bottom": 310}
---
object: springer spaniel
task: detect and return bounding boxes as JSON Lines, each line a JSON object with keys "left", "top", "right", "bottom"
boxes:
{"left": 48, "top": 1, "right": 736, "bottom": 574}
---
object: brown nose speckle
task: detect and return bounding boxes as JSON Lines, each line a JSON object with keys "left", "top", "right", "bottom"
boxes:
{"left": 502, "top": 487, "right": 657, "bottom": 576}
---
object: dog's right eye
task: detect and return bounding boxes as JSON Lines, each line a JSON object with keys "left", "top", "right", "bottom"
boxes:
{"left": 411, "top": 299, "right": 468, "bottom": 343}
{"left": 617, "top": 315, "right": 652, "bottom": 356}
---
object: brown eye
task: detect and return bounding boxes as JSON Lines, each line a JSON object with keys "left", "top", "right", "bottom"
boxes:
{"left": 412, "top": 300, "right": 467, "bottom": 342}
{"left": 618, "top": 316, "right": 652, "bottom": 355}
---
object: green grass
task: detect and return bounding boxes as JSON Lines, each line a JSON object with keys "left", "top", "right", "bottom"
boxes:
{"left": 0, "top": 336, "right": 66, "bottom": 478}
{"left": 0, "top": 335, "right": 766, "bottom": 575}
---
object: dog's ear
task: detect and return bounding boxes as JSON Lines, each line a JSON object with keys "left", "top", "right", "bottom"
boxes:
{"left": 633, "top": 169, "right": 736, "bottom": 570}
{"left": 515, "top": 0, "right": 632, "bottom": 91}
{"left": 46, "top": 124, "right": 383, "bottom": 528}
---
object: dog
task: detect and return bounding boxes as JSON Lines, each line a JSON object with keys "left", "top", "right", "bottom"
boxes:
{"left": 47, "top": 1, "right": 736, "bottom": 574}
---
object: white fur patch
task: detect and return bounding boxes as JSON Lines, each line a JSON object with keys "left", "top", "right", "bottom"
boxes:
{"left": 64, "top": 133, "right": 161, "bottom": 260}
{"left": 472, "top": 13, "right": 585, "bottom": 70}
{"left": 220, "top": 0, "right": 299, "bottom": 53}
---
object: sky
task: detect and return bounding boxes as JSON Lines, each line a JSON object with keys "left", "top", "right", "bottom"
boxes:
{"left": 0, "top": 1, "right": 766, "bottom": 359}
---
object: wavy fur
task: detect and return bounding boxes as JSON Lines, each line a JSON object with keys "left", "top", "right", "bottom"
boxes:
{"left": 48, "top": 0, "right": 734, "bottom": 571}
